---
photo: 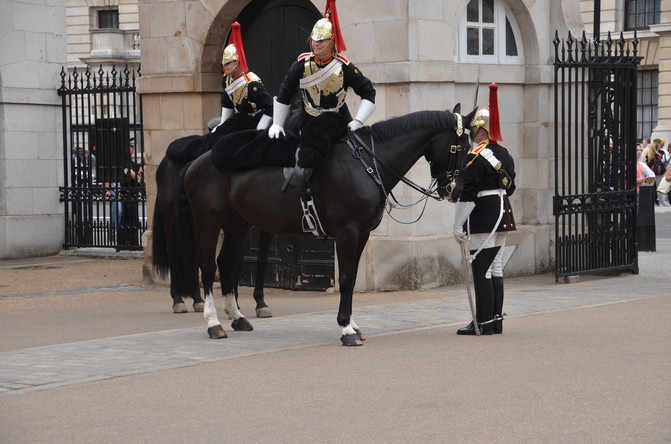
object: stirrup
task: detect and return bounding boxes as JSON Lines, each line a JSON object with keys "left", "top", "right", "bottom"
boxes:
{"left": 300, "top": 197, "right": 327, "bottom": 237}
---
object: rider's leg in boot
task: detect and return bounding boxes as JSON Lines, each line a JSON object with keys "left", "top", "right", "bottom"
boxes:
{"left": 457, "top": 247, "right": 499, "bottom": 335}
{"left": 492, "top": 275, "right": 504, "bottom": 334}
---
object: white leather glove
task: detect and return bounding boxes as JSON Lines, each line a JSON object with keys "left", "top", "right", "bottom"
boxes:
{"left": 453, "top": 201, "right": 475, "bottom": 243}
{"left": 268, "top": 97, "right": 290, "bottom": 138}
{"left": 212, "top": 107, "right": 233, "bottom": 133}
{"left": 256, "top": 114, "right": 272, "bottom": 130}
{"left": 347, "top": 99, "right": 375, "bottom": 131}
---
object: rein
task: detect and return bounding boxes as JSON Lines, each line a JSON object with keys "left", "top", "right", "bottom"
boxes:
{"left": 346, "top": 128, "right": 446, "bottom": 203}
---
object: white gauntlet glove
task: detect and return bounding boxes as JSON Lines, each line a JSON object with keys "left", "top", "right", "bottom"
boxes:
{"left": 212, "top": 107, "right": 233, "bottom": 133}
{"left": 453, "top": 201, "right": 475, "bottom": 243}
{"left": 347, "top": 99, "right": 376, "bottom": 131}
{"left": 268, "top": 98, "right": 290, "bottom": 138}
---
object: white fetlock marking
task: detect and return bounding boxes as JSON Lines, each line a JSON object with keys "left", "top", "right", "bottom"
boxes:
{"left": 350, "top": 318, "right": 360, "bottom": 332}
{"left": 342, "top": 321, "right": 357, "bottom": 337}
{"left": 203, "top": 292, "right": 220, "bottom": 328}
{"left": 223, "top": 293, "right": 244, "bottom": 320}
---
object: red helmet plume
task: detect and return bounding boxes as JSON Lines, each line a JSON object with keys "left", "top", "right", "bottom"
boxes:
{"left": 488, "top": 83, "right": 503, "bottom": 142}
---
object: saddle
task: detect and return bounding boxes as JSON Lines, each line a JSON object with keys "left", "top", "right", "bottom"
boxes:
{"left": 210, "top": 113, "right": 349, "bottom": 237}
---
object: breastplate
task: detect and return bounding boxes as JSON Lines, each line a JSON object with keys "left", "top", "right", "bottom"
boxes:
{"left": 301, "top": 58, "right": 346, "bottom": 117}
{"left": 225, "top": 74, "right": 259, "bottom": 114}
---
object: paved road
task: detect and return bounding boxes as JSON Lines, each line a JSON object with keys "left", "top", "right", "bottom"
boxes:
{"left": 0, "top": 209, "right": 670, "bottom": 443}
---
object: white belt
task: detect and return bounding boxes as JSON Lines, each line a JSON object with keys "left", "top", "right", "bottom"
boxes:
{"left": 477, "top": 189, "right": 506, "bottom": 198}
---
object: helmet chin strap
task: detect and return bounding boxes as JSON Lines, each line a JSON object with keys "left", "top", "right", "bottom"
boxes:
{"left": 313, "top": 37, "right": 335, "bottom": 60}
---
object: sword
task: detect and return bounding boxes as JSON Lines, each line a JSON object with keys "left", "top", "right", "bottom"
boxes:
{"left": 460, "top": 240, "right": 480, "bottom": 336}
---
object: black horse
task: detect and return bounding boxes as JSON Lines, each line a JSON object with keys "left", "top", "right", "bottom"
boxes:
{"left": 170, "top": 106, "right": 474, "bottom": 344}
{"left": 151, "top": 120, "right": 279, "bottom": 316}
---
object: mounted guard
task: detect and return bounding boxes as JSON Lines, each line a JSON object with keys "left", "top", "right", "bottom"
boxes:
{"left": 267, "top": 0, "right": 376, "bottom": 236}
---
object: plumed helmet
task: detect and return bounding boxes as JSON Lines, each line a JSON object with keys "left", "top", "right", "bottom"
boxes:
{"left": 221, "top": 22, "right": 249, "bottom": 73}
{"left": 221, "top": 44, "right": 238, "bottom": 65}
{"left": 471, "top": 83, "right": 503, "bottom": 142}
{"left": 471, "top": 106, "right": 490, "bottom": 136}
{"left": 311, "top": 18, "right": 333, "bottom": 42}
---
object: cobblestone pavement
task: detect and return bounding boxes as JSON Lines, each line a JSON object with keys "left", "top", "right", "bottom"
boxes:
{"left": 1, "top": 238, "right": 667, "bottom": 396}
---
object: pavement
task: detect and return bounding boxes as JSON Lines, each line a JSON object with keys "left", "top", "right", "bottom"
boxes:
{"left": 1, "top": 208, "right": 670, "bottom": 443}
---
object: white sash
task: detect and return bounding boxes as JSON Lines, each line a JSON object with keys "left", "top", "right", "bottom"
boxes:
{"left": 225, "top": 76, "right": 247, "bottom": 95}
{"left": 299, "top": 58, "right": 343, "bottom": 89}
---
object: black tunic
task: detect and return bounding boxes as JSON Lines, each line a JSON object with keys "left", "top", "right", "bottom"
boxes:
{"left": 460, "top": 141, "right": 516, "bottom": 234}
{"left": 220, "top": 73, "right": 273, "bottom": 118}
{"left": 276, "top": 53, "right": 376, "bottom": 127}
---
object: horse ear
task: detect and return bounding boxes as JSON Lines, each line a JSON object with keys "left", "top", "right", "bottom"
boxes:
{"left": 463, "top": 107, "right": 478, "bottom": 131}
{"left": 452, "top": 103, "right": 461, "bottom": 114}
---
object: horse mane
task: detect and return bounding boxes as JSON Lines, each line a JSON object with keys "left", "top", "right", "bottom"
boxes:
{"left": 366, "top": 110, "right": 457, "bottom": 141}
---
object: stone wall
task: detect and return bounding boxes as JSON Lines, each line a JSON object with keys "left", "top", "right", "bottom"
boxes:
{"left": 0, "top": 0, "right": 67, "bottom": 258}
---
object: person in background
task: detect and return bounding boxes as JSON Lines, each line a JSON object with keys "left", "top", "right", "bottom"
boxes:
{"left": 637, "top": 143, "right": 655, "bottom": 195}
{"left": 453, "top": 84, "right": 516, "bottom": 336}
{"left": 119, "top": 138, "right": 144, "bottom": 246}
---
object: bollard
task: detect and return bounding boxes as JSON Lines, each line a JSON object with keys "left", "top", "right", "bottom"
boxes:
{"left": 637, "top": 183, "right": 656, "bottom": 251}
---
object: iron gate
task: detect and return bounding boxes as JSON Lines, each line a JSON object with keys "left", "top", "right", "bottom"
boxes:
{"left": 553, "top": 32, "right": 641, "bottom": 280}
{"left": 58, "top": 65, "right": 146, "bottom": 251}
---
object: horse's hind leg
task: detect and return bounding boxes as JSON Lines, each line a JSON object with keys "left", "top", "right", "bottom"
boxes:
{"left": 253, "top": 231, "right": 273, "bottom": 318}
{"left": 219, "top": 224, "right": 254, "bottom": 332}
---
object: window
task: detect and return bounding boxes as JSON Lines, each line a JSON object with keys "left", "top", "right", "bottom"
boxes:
{"left": 637, "top": 70, "right": 658, "bottom": 141}
{"left": 625, "top": 0, "right": 660, "bottom": 30}
{"left": 98, "top": 9, "right": 119, "bottom": 29}
{"left": 457, "top": 0, "right": 523, "bottom": 64}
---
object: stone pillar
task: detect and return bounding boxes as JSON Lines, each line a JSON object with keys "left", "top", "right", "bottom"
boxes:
{"left": 651, "top": 2, "right": 671, "bottom": 144}
{"left": 0, "top": 0, "right": 67, "bottom": 258}
{"left": 138, "top": 0, "right": 225, "bottom": 282}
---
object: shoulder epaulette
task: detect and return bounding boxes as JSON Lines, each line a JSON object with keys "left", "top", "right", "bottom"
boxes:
{"left": 335, "top": 53, "right": 349, "bottom": 65}
{"left": 298, "top": 52, "right": 312, "bottom": 61}
{"left": 245, "top": 72, "right": 261, "bottom": 83}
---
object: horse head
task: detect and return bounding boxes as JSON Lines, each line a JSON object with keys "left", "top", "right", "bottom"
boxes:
{"left": 428, "top": 104, "right": 472, "bottom": 202}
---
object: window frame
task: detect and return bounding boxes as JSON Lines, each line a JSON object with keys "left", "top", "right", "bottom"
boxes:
{"left": 456, "top": 0, "right": 524, "bottom": 64}
{"left": 624, "top": 0, "right": 660, "bottom": 31}
{"left": 97, "top": 9, "right": 119, "bottom": 30}
{"left": 637, "top": 69, "right": 658, "bottom": 142}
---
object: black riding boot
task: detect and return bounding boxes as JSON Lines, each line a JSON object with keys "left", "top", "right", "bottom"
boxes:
{"left": 492, "top": 276, "right": 504, "bottom": 334}
{"left": 457, "top": 247, "right": 499, "bottom": 335}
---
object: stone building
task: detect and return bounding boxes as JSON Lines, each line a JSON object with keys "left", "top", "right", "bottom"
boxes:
{"left": 2, "top": 0, "right": 669, "bottom": 292}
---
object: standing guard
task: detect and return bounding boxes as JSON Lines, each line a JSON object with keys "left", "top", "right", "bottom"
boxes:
{"left": 268, "top": 0, "right": 376, "bottom": 139}
{"left": 453, "top": 83, "right": 516, "bottom": 335}
{"left": 212, "top": 22, "right": 273, "bottom": 133}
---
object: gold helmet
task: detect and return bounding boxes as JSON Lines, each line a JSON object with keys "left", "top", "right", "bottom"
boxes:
{"left": 221, "top": 44, "right": 238, "bottom": 66}
{"left": 471, "top": 84, "right": 503, "bottom": 142}
{"left": 311, "top": 18, "right": 333, "bottom": 42}
{"left": 471, "top": 106, "right": 490, "bottom": 136}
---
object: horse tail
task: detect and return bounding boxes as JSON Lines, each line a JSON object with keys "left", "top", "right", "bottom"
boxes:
{"left": 151, "top": 200, "right": 170, "bottom": 278}
{"left": 169, "top": 166, "right": 200, "bottom": 297}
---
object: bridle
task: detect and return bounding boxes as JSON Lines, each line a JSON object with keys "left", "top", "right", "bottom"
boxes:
{"left": 346, "top": 112, "right": 470, "bottom": 205}
{"left": 430, "top": 113, "right": 469, "bottom": 201}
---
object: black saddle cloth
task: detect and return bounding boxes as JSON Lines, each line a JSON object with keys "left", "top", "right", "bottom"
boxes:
{"left": 165, "top": 114, "right": 258, "bottom": 163}
{"left": 210, "top": 112, "right": 349, "bottom": 171}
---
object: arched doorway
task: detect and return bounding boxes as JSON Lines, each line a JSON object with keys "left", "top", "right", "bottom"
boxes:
{"left": 235, "top": 0, "right": 321, "bottom": 97}
{"left": 232, "top": 1, "right": 335, "bottom": 290}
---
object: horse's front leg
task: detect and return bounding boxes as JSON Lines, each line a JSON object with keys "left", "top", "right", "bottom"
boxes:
{"left": 335, "top": 231, "right": 369, "bottom": 346}
{"left": 253, "top": 231, "right": 273, "bottom": 318}
{"left": 219, "top": 225, "right": 253, "bottom": 332}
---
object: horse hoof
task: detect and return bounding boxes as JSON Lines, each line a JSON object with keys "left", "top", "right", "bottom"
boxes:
{"left": 354, "top": 328, "right": 366, "bottom": 342}
{"left": 231, "top": 317, "right": 254, "bottom": 331}
{"left": 172, "top": 303, "right": 188, "bottom": 314}
{"left": 340, "top": 334, "right": 363, "bottom": 346}
{"left": 256, "top": 307, "right": 273, "bottom": 318}
{"left": 207, "top": 325, "right": 227, "bottom": 339}
{"left": 193, "top": 302, "right": 205, "bottom": 313}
